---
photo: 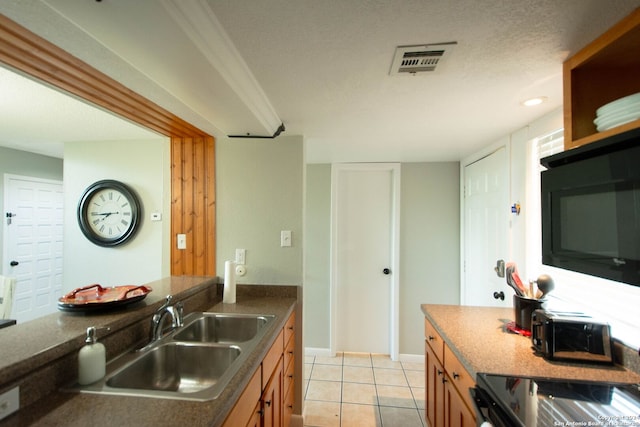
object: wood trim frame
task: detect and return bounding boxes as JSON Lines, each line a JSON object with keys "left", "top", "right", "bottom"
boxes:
{"left": 0, "top": 13, "right": 216, "bottom": 276}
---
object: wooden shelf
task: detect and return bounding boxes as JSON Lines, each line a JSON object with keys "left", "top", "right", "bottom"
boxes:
{"left": 563, "top": 8, "right": 640, "bottom": 150}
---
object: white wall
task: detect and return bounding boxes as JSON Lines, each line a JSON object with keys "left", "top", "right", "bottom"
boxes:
{"left": 400, "top": 162, "right": 460, "bottom": 355}
{"left": 63, "top": 138, "right": 170, "bottom": 291}
{"left": 216, "top": 135, "right": 304, "bottom": 285}
{"left": 304, "top": 164, "right": 331, "bottom": 348}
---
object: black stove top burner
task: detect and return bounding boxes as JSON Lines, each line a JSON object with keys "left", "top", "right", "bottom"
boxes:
{"left": 474, "top": 373, "right": 640, "bottom": 427}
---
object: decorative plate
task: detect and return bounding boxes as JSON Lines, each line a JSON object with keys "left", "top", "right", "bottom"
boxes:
{"left": 58, "top": 284, "right": 152, "bottom": 312}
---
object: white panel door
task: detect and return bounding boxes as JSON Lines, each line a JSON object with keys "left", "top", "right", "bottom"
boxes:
{"left": 332, "top": 164, "right": 400, "bottom": 355}
{"left": 3, "top": 175, "right": 64, "bottom": 323}
{"left": 463, "top": 148, "right": 509, "bottom": 306}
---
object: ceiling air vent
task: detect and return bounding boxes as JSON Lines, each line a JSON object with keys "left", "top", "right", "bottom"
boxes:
{"left": 389, "top": 42, "right": 457, "bottom": 75}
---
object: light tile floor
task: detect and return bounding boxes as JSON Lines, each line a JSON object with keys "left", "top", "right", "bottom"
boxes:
{"left": 303, "top": 352, "right": 426, "bottom": 427}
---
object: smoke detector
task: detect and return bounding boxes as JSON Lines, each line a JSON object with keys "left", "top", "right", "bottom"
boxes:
{"left": 389, "top": 42, "right": 457, "bottom": 75}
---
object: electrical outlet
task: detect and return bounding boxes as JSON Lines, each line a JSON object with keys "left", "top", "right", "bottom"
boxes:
{"left": 0, "top": 386, "right": 19, "bottom": 421}
{"left": 235, "top": 249, "right": 246, "bottom": 265}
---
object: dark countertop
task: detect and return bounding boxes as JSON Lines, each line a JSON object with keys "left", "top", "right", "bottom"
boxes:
{"left": 421, "top": 304, "right": 640, "bottom": 384}
{"left": 0, "top": 276, "right": 215, "bottom": 386}
{"left": 0, "top": 278, "right": 297, "bottom": 427}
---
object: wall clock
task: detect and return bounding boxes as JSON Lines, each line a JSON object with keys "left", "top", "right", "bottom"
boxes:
{"left": 77, "top": 180, "right": 141, "bottom": 247}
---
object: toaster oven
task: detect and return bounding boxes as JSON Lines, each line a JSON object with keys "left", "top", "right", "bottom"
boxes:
{"left": 531, "top": 309, "right": 613, "bottom": 363}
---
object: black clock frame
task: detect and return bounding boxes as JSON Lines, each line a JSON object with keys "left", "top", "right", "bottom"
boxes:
{"left": 77, "top": 179, "right": 141, "bottom": 247}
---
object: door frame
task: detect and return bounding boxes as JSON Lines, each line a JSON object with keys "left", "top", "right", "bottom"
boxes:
{"left": 329, "top": 163, "right": 401, "bottom": 360}
{"left": 460, "top": 141, "right": 511, "bottom": 306}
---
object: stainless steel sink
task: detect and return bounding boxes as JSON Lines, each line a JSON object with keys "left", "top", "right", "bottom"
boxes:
{"left": 173, "top": 313, "right": 273, "bottom": 343}
{"left": 71, "top": 312, "right": 275, "bottom": 401}
{"left": 106, "top": 343, "right": 241, "bottom": 393}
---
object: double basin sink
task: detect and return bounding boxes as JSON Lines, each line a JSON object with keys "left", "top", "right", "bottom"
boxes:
{"left": 74, "top": 312, "right": 274, "bottom": 401}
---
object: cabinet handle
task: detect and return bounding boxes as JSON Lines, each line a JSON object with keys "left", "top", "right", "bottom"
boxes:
{"left": 288, "top": 326, "right": 294, "bottom": 330}
{"left": 288, "top": 351, "right": 294, "bottom": 355}
{"left": 288, "top": 404, "right": 293, "bottom": 409}
{"left": 258, "top": 409, "right": 264, "bottom": 416}
{"left": 453, "top": 372, "right": 460, "bottom": 379}
{"left": 288, "top": 374, "right": 294, "bottom": 379}
{"left": 428, "top": 335, "right": 435, "bottom": 341}
{"left": 437, "top": 369, "right": 443, "bottom": 376}
{"left": 442, "top": 377, "right": 448, "bottom": 384}
{"left": 265, "top": 400, "right": 272, "bottom": 407}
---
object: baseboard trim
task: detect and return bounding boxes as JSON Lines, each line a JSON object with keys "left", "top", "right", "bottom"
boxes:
{"left": 290, "top": 414, "right": 304, "bottom": 427}
{"left": 398, "top": 353, "right": 424, "bottom": 363}
{"left": 304, "top": 347, "right": 333, "bottom": 357}
{"left": 304, "top": 348, "right": 424, "bottom": 364}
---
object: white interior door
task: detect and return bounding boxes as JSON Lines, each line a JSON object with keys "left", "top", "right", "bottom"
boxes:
{"left": 3, "top": 174, "right": 64, "bottom": 323}
{"left": 331, "top": 163, "right": 400, "bottom": 357}
{"left": 463, "top": 148, "right": 509, "bottom": 306}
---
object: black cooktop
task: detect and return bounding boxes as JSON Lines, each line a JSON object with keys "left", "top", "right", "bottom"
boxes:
{"left": 476, "top": 373, "right": 640, "bottom": 426}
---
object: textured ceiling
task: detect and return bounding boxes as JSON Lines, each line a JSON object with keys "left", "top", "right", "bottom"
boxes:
{"left": 1, "top": 0, "right": 639, "bottom": 162}
{"left": 0, "top": 67, "right": 161, "bottom": 158}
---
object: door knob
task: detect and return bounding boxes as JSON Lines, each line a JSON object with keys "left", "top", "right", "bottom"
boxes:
{"left": 493, "top": 291, "right": 505, "bottom": 301}
{"left": 382, "top": 268, "right": 391, "bottom": 275}
{"left": 10, "top": 260, "right": 19, "bottom": 266}
{"left": 494, "top": 259, "right": 505, "bottom": 278}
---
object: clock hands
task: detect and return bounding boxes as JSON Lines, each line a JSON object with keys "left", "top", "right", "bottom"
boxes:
{"left": 90, "top": 211, "right": 120, "bottom": 220}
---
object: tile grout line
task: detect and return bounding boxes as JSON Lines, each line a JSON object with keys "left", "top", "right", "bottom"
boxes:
{"left": 304, "top": 352, "right": 426, "bottom": 427}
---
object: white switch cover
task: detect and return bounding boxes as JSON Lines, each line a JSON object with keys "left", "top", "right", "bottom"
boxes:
{"left": 151, "top": 212, "right": 162, "bottom": 221}
{"left": 235, "top": 248, "right": 246, "bottom": 265}
{"left": 177, "top": 234, "right": 187, "bottom": 250}
{"left": 0, "top": 386, "right": 19, "bottom": 421}
{"left": 281, "top": 230, "right": 292, "bottom": 247}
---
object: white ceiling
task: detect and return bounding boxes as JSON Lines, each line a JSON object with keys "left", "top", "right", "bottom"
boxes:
{"left": 1, "top": 0, "right": 639, "bottom": 162}
{"left": 0, "top": 67, "right": 161, "bottom": 158}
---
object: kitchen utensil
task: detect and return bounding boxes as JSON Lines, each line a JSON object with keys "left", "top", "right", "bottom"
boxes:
{"left": 506, "top": 262, "right": 528, "bottom": 295}
{"left": 505, "top": 264, "right": 524, "bottom": 296}
{"left": 536, "top": 274, "right": 554, "bottom": 299}
{"left": 505, "top": 262, "right": 528, "bottom": 296}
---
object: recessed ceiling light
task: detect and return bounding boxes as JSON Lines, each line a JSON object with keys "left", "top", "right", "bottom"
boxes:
{"left": 522, "top": 96, "right": 548, "bottom": 107}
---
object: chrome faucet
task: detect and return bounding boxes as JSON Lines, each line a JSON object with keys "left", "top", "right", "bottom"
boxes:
{"left": 149, "top": 295, "right": 184, "bottom": 343}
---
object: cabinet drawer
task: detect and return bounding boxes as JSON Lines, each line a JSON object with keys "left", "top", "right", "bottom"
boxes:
{"left": 425, "top": 318, "right": 444, "bottom": 362}
{"left": 262, "top": 329, "right": 284, "bottom": 388}
{"left": 284, "top": 311, "right": 295, "bottom": 346}
{"left": 443, "top": 343, "right": 475, "bottom": 412}
{"left": 284, "top": 345, "right": 295, "bottom": 399}
{"left": 284, "top": 327, "right": 295, "bottom": 373}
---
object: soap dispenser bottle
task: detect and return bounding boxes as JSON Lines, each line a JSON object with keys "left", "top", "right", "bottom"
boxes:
{"left": 78, "top": 326, "right": 106, "bottom": 385}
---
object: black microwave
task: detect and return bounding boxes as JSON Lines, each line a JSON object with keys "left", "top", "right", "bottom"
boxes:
{"left": 540, "top": 128, "right": 640, "bottom": 287}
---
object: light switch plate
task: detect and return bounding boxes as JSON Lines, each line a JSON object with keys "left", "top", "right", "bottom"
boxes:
{"left": 0, "top": 386, "right": 19, "bottom": 421}
{"left": 177, "top": 234, "right": 187, "bottom": 250}
{"left": 281, "top": 230, "right": 292, "bottom": 247}
{"left": 235, "top": 249, "right": 246, "bottom": 265}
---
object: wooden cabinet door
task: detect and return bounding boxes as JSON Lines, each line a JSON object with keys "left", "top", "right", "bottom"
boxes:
{"left": 246, "top": 401, "right": 262, "bottom": 427}
{"left": 425, "top": 341, "right": 445, "bottom": 427}
{"left": 222, "top": 367, "right": 261, "bottom": 427}
{"left": 262, "top": 356, "right": 283, "bottom": 427}
{"left": 444, "top": 378, "right": 475, "bottom": 427}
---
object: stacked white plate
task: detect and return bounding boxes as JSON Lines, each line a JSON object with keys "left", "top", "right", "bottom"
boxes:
{"left": 594, "top": 92, "right": 640, "bottom": 132}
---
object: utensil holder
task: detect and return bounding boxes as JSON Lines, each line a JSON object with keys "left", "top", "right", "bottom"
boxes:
{"left": 513, "top": 295, "right": 542, "bottom": 331}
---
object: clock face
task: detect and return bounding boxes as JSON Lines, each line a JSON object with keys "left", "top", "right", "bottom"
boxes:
{"left": 78, "top": 180, "right": 141, "bottom": 247}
